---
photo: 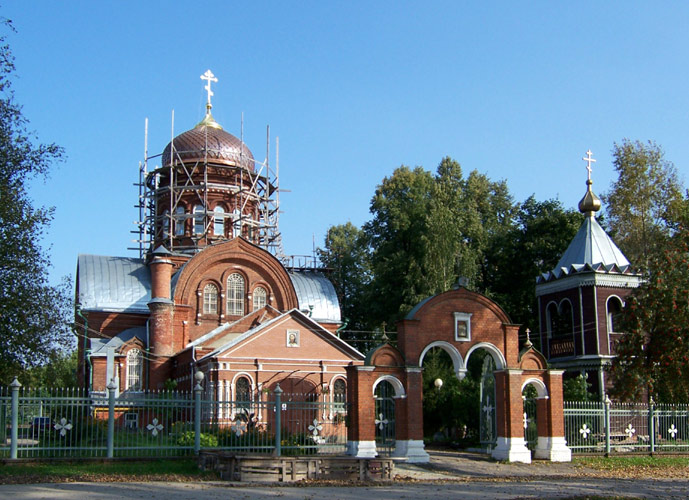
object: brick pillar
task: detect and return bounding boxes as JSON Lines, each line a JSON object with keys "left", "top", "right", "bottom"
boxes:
{"left": 148, "top": 251, "right": 174, "bottom": 390}
{"left": 534, "top": 369, "right": 571, "bottom": 461}
{"left": 392, "top": 367, "right": 429, "bottom": 463}
{"left": 345, "top": 365, "right": 377, "bottom": 458}
{"left": 492, "top": 369, "right": 531, "bottom": 463}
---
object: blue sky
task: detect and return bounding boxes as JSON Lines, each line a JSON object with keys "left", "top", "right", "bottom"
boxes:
{"left": 4, "top": 1, "right": 689, "bottom": 284}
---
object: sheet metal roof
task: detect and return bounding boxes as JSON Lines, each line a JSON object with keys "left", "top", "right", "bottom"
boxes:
{"left": 77, "top": 255, "right": 151, "bottom": 313}
{"left": 90, "top": 327, "right": 146, "bottom": 355}
{"left": 288, "top": 270, "right": 341, "bottom": 323}
{"left": 77, "top": 254, "right": 341, "bottom": 323}
{"left": 538, "top": 216, "right": 632, "bottom": 283}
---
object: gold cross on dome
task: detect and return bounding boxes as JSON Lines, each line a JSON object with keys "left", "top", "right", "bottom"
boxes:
{"left": 582, "top": 149, "right": 596, "bottom": 181}
{"left": 200, "top": 69, "right": 218, "bottom": 109}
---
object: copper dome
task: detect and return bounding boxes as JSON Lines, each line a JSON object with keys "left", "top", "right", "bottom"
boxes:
{"left": 161, "top": 118, "right": 254, "bottom": 170}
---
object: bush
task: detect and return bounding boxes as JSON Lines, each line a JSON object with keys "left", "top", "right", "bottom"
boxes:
{"left": 176, "top": 430, "right": 218, "bottom": 448}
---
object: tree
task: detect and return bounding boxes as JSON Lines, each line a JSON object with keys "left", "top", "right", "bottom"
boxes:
{"left": 0, "top": 22, "right": 73, "bottom": 384}
{"left": 609, "top": 231, "right": 689, "bottom": 403}
{"left": 317, "top": 222, "right": 374, "bottom": 349}
{"left": 488, "top": 196, "right": 582, "bottom": 340}
{"left": 363, "top": 165, "right": 436, "bottom": 327}
{"left": 603, "top": 139, "right": 688, "bottom": 271}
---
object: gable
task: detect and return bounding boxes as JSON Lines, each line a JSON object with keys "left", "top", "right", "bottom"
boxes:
{"left": 206, "top": 311, "right": 363, "bottom": 363}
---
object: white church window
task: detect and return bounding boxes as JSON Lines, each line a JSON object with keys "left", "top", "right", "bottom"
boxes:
{"left": 214, "top": 206, "right": 225, "bottom": 236}
{"left": 162, "top": 210, "right": 170, "bottom": 237}
{"left": 127, "top": 348, "right": 143, "bottom": 391}
{"left": 174, "top": 206, "right": 186, "bottom": 235}
{"left": 203, "top": 284, "right": 218, "bottom": 314}
{"left": 194, "top": 205, "right": 205, "bottom": 234}
{"left": 232, "top": 209, "right": 241, "bottom": 238}
{"left": 227, "top": 273, "right": 245, "bottom": 316}
{"left": 253, "top": 286, "right": 267, "bottom": 311}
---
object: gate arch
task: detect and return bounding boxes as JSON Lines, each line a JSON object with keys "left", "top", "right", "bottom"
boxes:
{"left": 346, "top": 287, "right": 571, "bottom": 463}
{"left": 418, "top": 341, "right": 466, "bottom": 379}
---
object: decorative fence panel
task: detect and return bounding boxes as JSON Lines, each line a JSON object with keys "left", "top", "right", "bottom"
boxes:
{"left": 1, "top": 382, "right": 348, "bottom": 460}
{"left": 564, "top": 400, "right": 689, "bottom": 455}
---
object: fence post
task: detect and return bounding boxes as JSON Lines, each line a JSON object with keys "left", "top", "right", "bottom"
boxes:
{"left": 194, "top": 371, "right": 204, "bottom": 455}
{"left": 274, "top": 384, "right": 283, "bottom": 457}
{"left": 10, "top": 377, "right": 21, "bottom": 460}
{"left": 604, "top": 395, "right": 611, "bottom": 457}
{"left": 649, "top": 397, "right": 655, "bottom": 455}
{"left": 107, "top": 380, "right": 116, "bottom": 458}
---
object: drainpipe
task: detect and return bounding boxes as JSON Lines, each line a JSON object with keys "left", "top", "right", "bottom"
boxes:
{"left": 76, "top": 306, "right": 91, "bottom": 391}
{"left": 336, "top": 318, "right": 349, "bottom": 338}
{"left": 145, "top": 318, "right": 150, "bottom": 390}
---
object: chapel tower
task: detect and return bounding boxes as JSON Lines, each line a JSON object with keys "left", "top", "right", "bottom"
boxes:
{"left": 535, "top": 151, "right": 643, "bottom": 397}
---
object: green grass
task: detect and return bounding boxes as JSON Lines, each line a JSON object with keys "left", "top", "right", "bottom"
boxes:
{"left": 575, "top": 455, "right": 689, "bottom": 470}
{"left": 0, "top": 459, "right": 218, "bottom": 483}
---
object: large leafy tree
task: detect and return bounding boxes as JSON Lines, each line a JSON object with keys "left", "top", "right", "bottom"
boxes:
{"left": 317, "top": 222, "right": 373, "bottom": 349}
{"left": 488, "top": 196, "right": 582, "bottom": 339}
{"left": 603, "top": 139, "right": 688, "bottom": 271}
{"left": 609, "top": 231, "right": 689, "bottom": 403}
{"left": 0, "top": 23, "right": 72, "bottom": 385}
{"left": 363, "top": 165, "right": 436, "bottom": 327}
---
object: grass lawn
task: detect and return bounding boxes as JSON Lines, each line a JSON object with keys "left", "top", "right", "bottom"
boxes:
{"left": 0, "top": 459, "right": 218, "bottom": 484}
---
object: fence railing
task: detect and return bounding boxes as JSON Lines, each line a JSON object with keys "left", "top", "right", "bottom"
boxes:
{"left": 564, "top": 398, "right": 689, "bottom": 454}
{"left": 0, "top": 379, "right": 348, "bottom": 459}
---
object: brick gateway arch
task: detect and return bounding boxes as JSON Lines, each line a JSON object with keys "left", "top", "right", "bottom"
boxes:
{"left": 345, "top": 288, "right": 572, "bottom": 463}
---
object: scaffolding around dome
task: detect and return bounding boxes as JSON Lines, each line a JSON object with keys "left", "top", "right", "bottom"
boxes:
{"left": 132, "top": 113, "right": 285, "bottom": 261}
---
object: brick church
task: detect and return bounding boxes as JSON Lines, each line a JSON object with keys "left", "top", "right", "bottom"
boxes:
{"left": 75, "top": 71, "right": 365, "bottom": 403}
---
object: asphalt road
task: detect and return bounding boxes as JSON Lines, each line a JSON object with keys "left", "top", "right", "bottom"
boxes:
{"left": 1, "top": 478, "right": 687, "bottom": 499}
{"left": 2, "top": 450, "right": 688, "bottom": 499}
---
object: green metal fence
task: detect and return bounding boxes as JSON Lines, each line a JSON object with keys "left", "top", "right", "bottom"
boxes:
{"left": 564, "top": 399, "right": 689, "bottom": 454}
{"left": 1, "top": 379, "right": 348, "bottom": 459}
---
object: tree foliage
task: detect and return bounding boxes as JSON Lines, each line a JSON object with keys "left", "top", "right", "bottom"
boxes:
{"left": 0, "top": 22, "right": 73, "bottom": 384}
{"left": 488, "top": 196, "right": 582, "bottom": 340}
{"left": 609, "top": 231, "right": 689, "bottom": 403}
{"left": 603, "top": 139, "right": 688, "bottom": 271}
{"left": 320, "top": 157, "right": 581, "bottom": 347}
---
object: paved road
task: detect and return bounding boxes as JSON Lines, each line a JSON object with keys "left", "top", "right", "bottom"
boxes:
{"left": 2, "top": 451, "right": 688, "bottom": 499}
{"left": 1, "top": 478, "right": 687, "bottom": 499}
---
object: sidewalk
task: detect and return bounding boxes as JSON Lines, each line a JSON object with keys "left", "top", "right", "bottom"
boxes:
{"left": 394, "top": 449, "right": 588, "bottom": 481}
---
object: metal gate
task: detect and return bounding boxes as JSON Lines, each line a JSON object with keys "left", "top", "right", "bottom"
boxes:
{"left": 479, "top": 355, "right": 497, "bottom": 448}
{"left": 523, "top": 396, "right": 538, "bottom": 452}
{"left": 374, "top": 380, "right": 396, "bottom": 456}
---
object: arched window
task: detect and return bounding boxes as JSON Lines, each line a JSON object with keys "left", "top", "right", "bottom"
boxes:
{"left": 174, "top": 206, "right": 186, "bottom": 235}
{"left": 161, "top": 210, "right": 170, "bottom": 237}
{"left": 607, "top": 297, "right": 623, "bottom": 333}
{"left": 194, "top": 205, "right": 205, "bottom": 235}
{"left": 253, "top": 286, "right": 267, "bottom": 311}
{"left": 333, "top": 379, "right": 346, "bottom": 406}
{"left": 546, "top": 303, "right": 558, "bottom": 338}
{"left": 232, "top": 209, "right": 241, "bottom": 238}
{"left": 126, "top": 348, "right": 143, "bottom": 391}
{"left": 213, "top": 206, "right": 225, "bottom": 236}
{"left": 203, "top": 284, "right": 218, "bottom": 314}
{"left": 558, "top": 300, "right": 574, "bottom": 337}
{"left": 235, "top": 376, "right": 251, "bottom": 412}
{"left": 227, "top": 273, "right": 245, "bottom": 316}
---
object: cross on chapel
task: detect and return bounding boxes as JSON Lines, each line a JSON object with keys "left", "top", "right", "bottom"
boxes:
{"left": 582, "top": 149, "right": 596, "bottom": 181}
{"left": 200, "top": 69, "right": 218, "bottom": 111}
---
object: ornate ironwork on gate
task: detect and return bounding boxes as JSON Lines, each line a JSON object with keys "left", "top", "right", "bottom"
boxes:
{"left": 374, "top": 380, "right": 396, "bottom": 456}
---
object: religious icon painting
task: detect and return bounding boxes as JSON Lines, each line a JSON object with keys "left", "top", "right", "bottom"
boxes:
{"left": 286, "top": 329, "right": 300, "bottom": 347}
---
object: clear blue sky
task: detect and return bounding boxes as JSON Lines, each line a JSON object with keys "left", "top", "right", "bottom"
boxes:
{"left": 4, "top": 1, "right": 689, "bottom": 285}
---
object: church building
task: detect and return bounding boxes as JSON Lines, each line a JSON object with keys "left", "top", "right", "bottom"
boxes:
{"left": 535, "top": 152, "right": 643, "bottom": 396}
{"left": 74, "top": 71, "right": 364, "bottom": 403}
